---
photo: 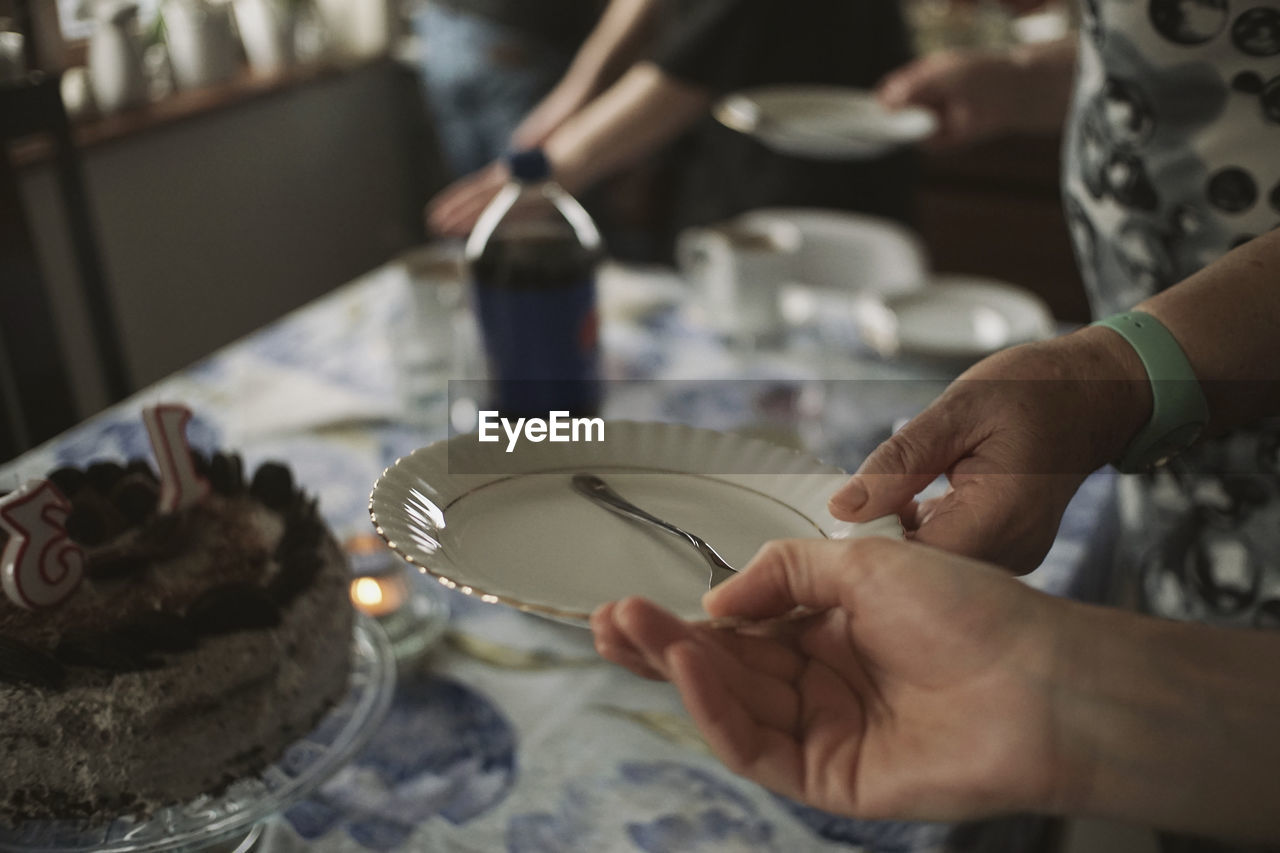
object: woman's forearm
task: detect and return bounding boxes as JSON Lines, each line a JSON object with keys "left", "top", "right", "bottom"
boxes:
{"left": 510, "top": 0, "right": 663, "bottom": 148}
{"left": 545, "top": 62, "right": 711, "bottom": 193}
{"left": 568, "top": 0, "right": 664, "bottom": 94}
{"left": 1066, "top": 228, "right": 1280, "bottom": 465}
{"left": 1137, "top": 229, "right": 1280, "bottom": 432}
{"left": 1051, "top": 603, "right": 1280, "bottom": 840}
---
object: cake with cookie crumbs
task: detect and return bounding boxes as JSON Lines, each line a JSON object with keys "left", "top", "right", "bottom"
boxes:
{"left": 0, "top": 453, "right": 353, "bottom": 823}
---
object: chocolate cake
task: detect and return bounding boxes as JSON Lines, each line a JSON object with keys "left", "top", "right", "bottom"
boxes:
{"left": 0, "top": 454, "right": 353, "bottom": 823}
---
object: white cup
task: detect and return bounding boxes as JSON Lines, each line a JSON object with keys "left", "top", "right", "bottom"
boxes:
{"left": 394, "top": 245, "right": 468, "bottom": 429}
{"left": 676, "top": 219, "right": 802, "bottom": 341}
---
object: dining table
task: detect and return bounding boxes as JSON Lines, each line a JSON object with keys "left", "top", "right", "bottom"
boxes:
{"left": 1, "top": 253, "right": 1118, "bottom": 853}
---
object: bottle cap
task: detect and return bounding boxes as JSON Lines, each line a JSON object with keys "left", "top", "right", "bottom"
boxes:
{"left": 506, "top": 149, "right": 552, "bottom": 182}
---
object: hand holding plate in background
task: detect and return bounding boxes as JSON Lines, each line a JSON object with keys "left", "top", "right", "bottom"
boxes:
{"left": 714, "top": 86, "right": 938, "bottom": 160}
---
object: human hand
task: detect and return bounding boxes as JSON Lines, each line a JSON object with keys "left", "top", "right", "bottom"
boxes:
{"left": 591, "top": 538, "right": 1075, "bottom": 821}
{"left": 830, "top": 328, "right": 1151, "bottom": 573}
{"left": 425, "top": 161, "right": 511, "bottom": 237}
{"left": 877, "top": 50, "right": 1040, "bottom": 149}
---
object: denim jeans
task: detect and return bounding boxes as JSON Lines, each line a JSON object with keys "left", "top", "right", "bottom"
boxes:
{"left": 411, "top": 3, "right": 573, "bottom": 177}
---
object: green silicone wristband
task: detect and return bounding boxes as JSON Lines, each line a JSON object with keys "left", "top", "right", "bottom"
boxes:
{"left": 1092, "top": 311, "right": 1209, "bottom": 473}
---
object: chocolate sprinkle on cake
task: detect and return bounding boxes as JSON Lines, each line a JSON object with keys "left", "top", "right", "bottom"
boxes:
{"left": 0, "top": 637, "right": 66, "bottom": 689}
{"left": 56, "top": 630, "right": 158, "bottom": 673}
{"left": 47, "top": 467, "right": 87, "bottom": 498}
{"left": 110, "top": 475, "right": 160, "bottom": 525}
{"left": 85, "top": 461, "right": 126, "bottom": 493}
{"left": 85, "top": 548, "right": 147, "bottom": 582}
{"left": 65, "top": 504, "right": 108, "bottom": 548}
{"left": 116, "top": 611, "right": 199, "bottom": 652}
{"left": 186, "top": 582, "right": 282, "bottom": 635}
{"left": 208, "top": 453, "right": 244, "bottom": 496}
{"left": 250, "top": 462, "right": 294, "bottom": 511}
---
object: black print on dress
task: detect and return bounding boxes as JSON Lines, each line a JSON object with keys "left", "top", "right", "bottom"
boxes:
{"left": 1232, "top": 7, "right": 1280, "bottom": 56}
{"left": 1207, "top": 166, "right": 1259, "bottom": 212}
{"left": 1253, "top": 599, "right": 1280, "bottom": 628}
{"left": 1082, "top": 0, "right": 1105, "bottom": 46}
{"left": 1187, "top": 527, "right": 1262, "bottom": 615}
{"left": 1257, "top": 426, "right": 1280, "bottom": 474}
{"left": 1078, "top": 108, "right": 1112, "bottom": 200}
{"left": 1115, "top": 219, "right": 1176, "bottom": 290}
{"left": 1233, "top": 70, "right": 1265, "bottom": 93}
{"left": 1149, "top": 0, "right": 1229, "bottom": 45}
{"left": 1102, "top": 77, "right": 1157, "bottom": 147}
{"left": 1234, "top": 72, "right": 1280, "bottom": 122}
{"left": 1144, "top": 509, "right": 1266, "bottom": 620}
{"left": 1195, "top": 476, "right": 1271, "bottom": 527}
{"left": 1065, "top": 194, "right": 1099, "bottom": 273}
{"left": 1170, "top": 202, "right": 1206, "bottom": 236}
{"left": 1076, "top": 84, "right": 1162, "bottom": 211}
{"left": 1271, "top": 179, "right": 1280, "bottom": 213}
{"left": 1107, "top": 152, "right": 1161, "bottom": 210}
{"left": 1230, "top": 233, "right": 1257, "bottom": 247}
{"left": 1263, "top": 76, "right": 1280, "bottom": 122}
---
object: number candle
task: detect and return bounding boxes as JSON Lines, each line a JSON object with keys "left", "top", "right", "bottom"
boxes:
{"left": 143, "top": 404, "right": 211, "bottom": 513}
{"left": 1, "top": 480, "right": 85, "bottom": 610}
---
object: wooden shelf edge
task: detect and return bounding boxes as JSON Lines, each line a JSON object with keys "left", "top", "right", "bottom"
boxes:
{"left": 9, "top": 54, "right": 391, "bottom": 168}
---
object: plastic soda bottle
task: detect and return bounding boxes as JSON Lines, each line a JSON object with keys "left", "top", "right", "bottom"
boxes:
{"left": 465, "top": 149, "right": 603, "bottom": 419}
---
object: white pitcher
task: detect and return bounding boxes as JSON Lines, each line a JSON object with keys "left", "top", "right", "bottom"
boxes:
{"left": 164, "top": 0, "right": 240, "bottom": 90}
{"left": 313, "top": 0, "right": 393, "bottom": 59}
{"left": 87, "top": 1, "right": 149, "bottom": 114}
{"left": 233, "top": 0, "right": 296, "bottom": 73}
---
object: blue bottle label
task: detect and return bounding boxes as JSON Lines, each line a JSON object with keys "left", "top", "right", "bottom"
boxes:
{"left": 473, "top": 276, "right": 601, "bottom": 417}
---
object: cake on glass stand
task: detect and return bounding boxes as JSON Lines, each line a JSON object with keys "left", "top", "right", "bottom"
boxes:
{"left": 0, "top": 617, "right": 394, "bottom": 853}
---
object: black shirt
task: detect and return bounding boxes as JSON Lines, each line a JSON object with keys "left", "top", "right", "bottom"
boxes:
{"left": 654, "top": 0, "right": 913, "bottom": 93}
{"left": 649, "top": 0, "right": 919, "bottom": 234}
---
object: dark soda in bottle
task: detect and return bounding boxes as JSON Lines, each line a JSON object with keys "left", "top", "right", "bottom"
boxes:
{"left": 465, "top": 149, "right": 603, "bottom": 419}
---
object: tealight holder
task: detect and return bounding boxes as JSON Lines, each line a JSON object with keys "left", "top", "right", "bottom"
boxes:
{"left": 344, "top": 533, "right": 449, "bottom": 664}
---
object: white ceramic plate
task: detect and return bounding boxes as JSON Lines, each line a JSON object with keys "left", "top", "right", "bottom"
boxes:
{"left": 857, "top": 275, "right": 1056, "bottom": 361}
{"left": 370, "top": 422, "right": 902, "bottom": 624}
{"left": 715, "top": 86, "right": 937, "bottom": 160}
{"left": 735, "top": 208, "right": 930, "bottom": 298}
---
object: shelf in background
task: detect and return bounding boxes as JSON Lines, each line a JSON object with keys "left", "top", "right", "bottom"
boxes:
{"left": 9, "top": 55, "right": 388, "bottom": 168}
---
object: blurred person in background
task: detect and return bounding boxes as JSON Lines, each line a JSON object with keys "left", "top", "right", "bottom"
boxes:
{"left": 410, "top": 0, "right": 607, "bottom": 177}
{"left": 427, "top": 0, "right": 920, "bottom": 258}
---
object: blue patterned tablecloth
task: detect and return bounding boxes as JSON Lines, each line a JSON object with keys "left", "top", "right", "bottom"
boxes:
{"left": 2, "top": 261, "right": 1115, "bottom": 853}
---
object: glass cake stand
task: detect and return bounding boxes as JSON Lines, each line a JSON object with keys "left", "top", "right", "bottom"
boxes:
{"left": 0, "top": 616, "right": 395, "bottom": 853}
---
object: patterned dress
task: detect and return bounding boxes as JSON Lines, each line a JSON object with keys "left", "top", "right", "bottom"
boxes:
{"left": 1063, "top": 3, "right": 1280, "bottom": 847}
{"left": 1064, "top": 0, "right": 1280, "bottom": 313}
{"left": 1063, "top": 0, "right": 1280, "bottom": 621}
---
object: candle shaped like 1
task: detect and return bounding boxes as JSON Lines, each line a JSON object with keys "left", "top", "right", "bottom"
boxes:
{"left": 143, "top": 404, "right": 211, "bottom": 513}
{"left": 1, "top": 480, "right": 85, "bottom": 610}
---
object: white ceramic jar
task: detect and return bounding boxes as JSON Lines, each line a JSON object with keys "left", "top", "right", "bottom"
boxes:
{"left": 164, "top": 0, "right": 240, "bottom": 90}
{"left": 87, "top": 2, "right": 149, "bottom": 114}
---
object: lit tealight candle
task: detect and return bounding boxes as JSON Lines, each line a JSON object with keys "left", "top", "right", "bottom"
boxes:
{"left": 349, "top": 573, "right": 408, "bottom": 619}
{"left": 343, "top": 533, "right": 448, "bottom": 662}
